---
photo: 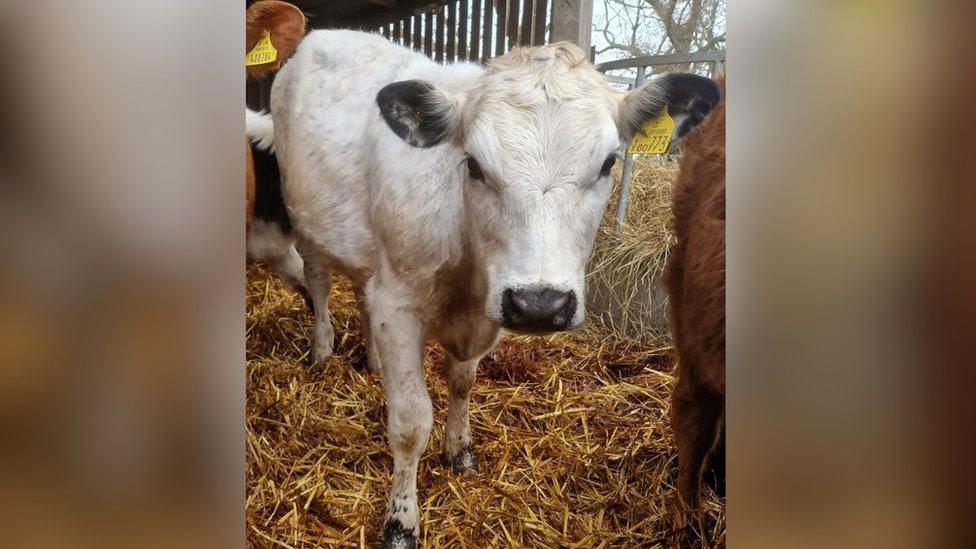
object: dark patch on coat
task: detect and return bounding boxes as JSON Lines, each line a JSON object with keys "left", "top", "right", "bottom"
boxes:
{"left": 626, "top": 73, "right": 722, "bottom": 141}
{"left": 249, "top": 139, "right": 292, "bottom": 233}
{"left": 441, "top": 444, "right": 478, "bottom": 474}
{"left": 376, "top": 80, "right": 455, "bottom": 148}
{"left": 659, "top": 73, "right": 723, "bottom": 138}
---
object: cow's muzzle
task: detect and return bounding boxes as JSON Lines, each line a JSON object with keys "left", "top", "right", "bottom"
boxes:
{"left": 500, "top": 288, "right": 577, "bottom": 333}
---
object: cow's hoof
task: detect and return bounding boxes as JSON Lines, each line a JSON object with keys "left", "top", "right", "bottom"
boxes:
{"left": 381, "top": 518, "right": 418, "bottom": 549}
{"left": 442, "top": 445, "right": 478, "bottom": 477}
{"left": 312, "top": 343, "right": 333, "bottom": 366}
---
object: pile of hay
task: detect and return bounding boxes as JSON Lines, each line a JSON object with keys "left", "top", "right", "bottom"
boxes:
{"left": 585, "top": 156, "right": 680, "bottom": 340}
{"left": 246, "top": 263, "right": 725, "bottom": 546}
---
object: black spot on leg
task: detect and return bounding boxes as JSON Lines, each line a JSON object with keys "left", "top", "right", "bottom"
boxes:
{"left": 441, "top": 444, "right": 478, "bottom": 475}
{"left": 382, "top": 518, "right": 418, "bottom": 549}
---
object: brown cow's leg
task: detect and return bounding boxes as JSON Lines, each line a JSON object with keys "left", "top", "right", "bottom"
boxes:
{"left": 705, "top": 421, "right": 726, "bottom": 497}
{"left": 671, "top": 371, "right": 724, "bottom": 509}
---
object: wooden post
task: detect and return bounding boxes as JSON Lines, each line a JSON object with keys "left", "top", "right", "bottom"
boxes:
{"left": 413, "top": 15, "right": 422, "bottom": 51}
{"left": 458, "top": 0, "right": 468, "bottom": 60}
{"left": 550, "top": 0, "right": 592, "bottom": 50}
{"left": 531, "top": 0, "right": 547, "bottom": 45}
{"left": 447, "top": 1, "right": 457, "bottom": 62}
{"left": 495, "top": 0, "right": 507, "bottom": 56}
{"left": 481, "top": 0, "right": 493, "bottom": 62}
{"left": 470, "top": 0, "right": 482, "bottom": 61}
{"left": 506, "top": 0, "right": 519, "bottom": 50}
{"left": 435, "top": 6, "right": 445, "bottom": 62}
{"left": 520, "top": 0, "right": 533, "bottom": 46}
{"left": 424, "top": 10, "right": 434, "bottom": 56}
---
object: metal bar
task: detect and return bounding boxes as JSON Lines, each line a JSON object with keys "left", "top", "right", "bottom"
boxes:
{"left": 597, "top": 50, "right": 726, "bottom": 72}
{"left": 531, "top": 0, "right": 546, "bottom": 45}
{"left": 495, "top": 0, "right": 507, "bottom": 56}
{"left": 383, "top": 24, "right": 391, "bottom": 39}
{"left": 447, "top": 1, "right": 457, "bottom": 62}
{"left": 604, "top": 74, "right": 636, "bottom": 86}
{"left": 458, "top": 0, "right": 468, "bottom": 60}
{"left": 424, "top": 10, "right": 433, "bottom": 56}
{"left": 470, "top": 0, "right": 481, "bottom": 61}
{"left": 615, "top": 65, "right": 646, "bottom": 232}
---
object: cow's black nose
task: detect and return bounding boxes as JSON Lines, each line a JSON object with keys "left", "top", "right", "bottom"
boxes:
{"left": 501, "top": 288, "right": 577, "bottom": 333}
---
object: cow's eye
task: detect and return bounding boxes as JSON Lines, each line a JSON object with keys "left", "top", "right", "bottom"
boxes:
{"left": 600, "top": 154, "right": 617, "bottom": 177}
{"left": 466, "top": 156, "right": 484, "bottom": 181}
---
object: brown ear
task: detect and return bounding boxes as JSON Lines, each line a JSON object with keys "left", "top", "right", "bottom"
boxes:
{"left": 246, "top": 1, "right": 306, "bottom": 79}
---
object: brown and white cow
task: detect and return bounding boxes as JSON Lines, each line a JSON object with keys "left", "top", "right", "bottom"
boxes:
{"left": 244, "top": 1, "right": 307, "bottom": 293}
{"left": 272, "top": 30, "right": 720, "bottom": 547}
{"left": 664, "top": 75, "right": 726, "bottom": 510}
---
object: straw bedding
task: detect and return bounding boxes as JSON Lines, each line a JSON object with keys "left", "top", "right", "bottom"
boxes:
{"left": 246, "top": 159, "right": 725, "bottom": 547}
{"left": 585, "top": 157, "right": 681, "bottom": 340}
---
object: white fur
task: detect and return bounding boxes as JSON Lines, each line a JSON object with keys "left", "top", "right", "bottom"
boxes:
{"left": 246, "top": 219, "right": 305, "bottom": 290}
{"left": 270, "top": 30, "right": 665, "bottom": 545}
{"left": 245, "top": 108, "right": 275, "bottom": 152}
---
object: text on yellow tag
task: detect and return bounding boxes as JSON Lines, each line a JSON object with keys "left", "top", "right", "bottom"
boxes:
{"left": 627, "top": 107, "right": 675, "bottom": 155}
{"left": 246, "top": 30, "right": 278, "bottom": 67}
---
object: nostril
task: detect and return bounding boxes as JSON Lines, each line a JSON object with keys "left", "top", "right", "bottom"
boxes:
{"left": 547, "top": 292, "right": 569, "bottom": 312}
{"left": 502, "top": 288, "right": 520, "bottom": 315}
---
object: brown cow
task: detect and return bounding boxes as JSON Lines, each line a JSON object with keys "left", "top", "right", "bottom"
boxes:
{"left": 664, "top": 75, "right": 726, "bottom": 510}
{"left": 245, "top": 0, "right": 305, "bottom": 231}
{"left": 244, "top": 1, "right": 309, "bottom": 296}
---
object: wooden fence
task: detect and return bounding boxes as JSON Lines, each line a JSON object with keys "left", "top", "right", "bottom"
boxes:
{"left": 368, "top": 0, "right": 550, "bottom": 64}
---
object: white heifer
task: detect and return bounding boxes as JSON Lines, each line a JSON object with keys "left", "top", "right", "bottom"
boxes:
{"left": 272, "top": 30, "right": 720, "bottom": 548}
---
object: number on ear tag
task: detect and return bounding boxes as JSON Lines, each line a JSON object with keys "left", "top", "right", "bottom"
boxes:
{"left": 627, "top": 107, "right": 675, "bottom": 155}
{"left": 245, "top": 30, "right": 278, "bottom": 67}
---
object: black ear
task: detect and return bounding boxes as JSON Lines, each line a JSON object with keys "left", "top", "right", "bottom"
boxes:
{"left": 376, "top": 80, "right": 460, "bottom": 148}
{"left": 621, "top": 73, "right": 722, "bottom": 140}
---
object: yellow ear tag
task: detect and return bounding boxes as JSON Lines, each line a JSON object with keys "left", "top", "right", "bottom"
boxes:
{"left": 245, "top": 30, "right": 278, "bottom": 67}
{"left": 627, "top": 107, "right": 675, "bottom": 155}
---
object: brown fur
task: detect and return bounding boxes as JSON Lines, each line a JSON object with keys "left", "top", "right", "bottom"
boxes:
{"left": 245, "top": 1, "right": 307, "bottom": 80}
{"left": 663, "top": 75, "right": 726, "bottom": 509}
{"left": 245, "top": 136, "right": 255, "bottom": 232}
{"left": 244, "top": 1, "right": 306, "bottom": 231}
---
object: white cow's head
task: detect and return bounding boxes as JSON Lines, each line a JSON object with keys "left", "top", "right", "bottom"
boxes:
{"left": 377, "top": 43, "right": 720, "bottom": 333}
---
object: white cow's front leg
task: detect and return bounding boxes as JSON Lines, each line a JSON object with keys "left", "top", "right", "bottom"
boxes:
{"left": 442, "top": 355, "right": 478, "bottom": 477}
{"left": 371, "top": 287, "right": 430, "bottom": 549}
{"left": 353, "top": 283, "right": 381, "bottom": 374}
